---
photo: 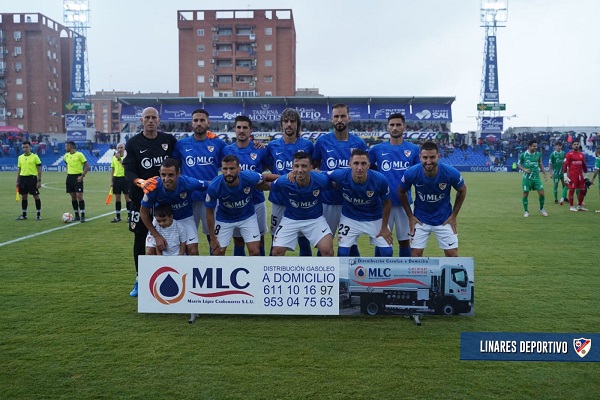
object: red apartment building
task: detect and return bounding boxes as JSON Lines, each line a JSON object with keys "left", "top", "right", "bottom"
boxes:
{"left": 0, "top": 13, "right": 76, "bottom": 133}
{"left": 177, "top": 9, "right": 296, "bottom": 98}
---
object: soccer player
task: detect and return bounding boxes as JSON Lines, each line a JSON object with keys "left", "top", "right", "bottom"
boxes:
{"left": 110, "top": 143, "right": 131, "bottom": 223}
{"left": 205, "top": 155, "right": 276, "bottom": 256}
{"left": 140, "top": 158, "right": 208, "bottom": 256}
{"left": 123, "top": 107, "right": 177, "bottom": 297}
{"left": 266, "top": 108, "right": 315, "bottom": 256}
{"left": 172, "top": 109, "right": 226, "bottom": 249}
{"left": 398, "top": 141, "right": 467, "bottom": 257}
{"left": 222, "top": 115, "right": 270, "bottom": 256}
{"left": 270, "top": 151, "right": 334, "bottom": 257}
{"left": 590, "top": 147, "right": 600, "bottom": 212}
{"left": 326, "top": 149, "right": 393, "bottom": 257}
{"left": 64, "top": 141, "right": 89, "bottom": 222}
{"left": 547, "top": 141, "right": 567, "bottom": 205}
{"left": 368, "top": 113, "right": 420, "bottom": 257}
{"left": 517, "top": 139, "right": 549, "bottom": 217}
{"left": 16, "top": 141, "right": 42, "bottom": 220}
{"left": 145, "top": 204, "right": 187, "bottom": 256}
{"left": 313, "top": 103, "right": 367, "bottom": 256}
{"left": 563, "top": 139, "right": 589, "bottom": 211}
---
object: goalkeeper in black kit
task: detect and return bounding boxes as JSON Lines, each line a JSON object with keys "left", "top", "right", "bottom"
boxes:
{"left": 123, "top": 107, "right": 177, "bottom": 297}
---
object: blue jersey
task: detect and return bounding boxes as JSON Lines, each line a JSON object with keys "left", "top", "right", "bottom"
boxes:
{"left": 368, "top": 140, "right": 420, "bottom": 205}
{"left": 266, "top": 137, "right": 314, "bottom": 205}
{"left": 141, "top": 175, "right": 208, "bottom": 220}
{"left": 172, "top": 136, "right": 226, "bottom": 201}
{"left": 270, "top": 172, "right": 332, "bottom": 220}
{"left": 327, "top": 169, "right": 390, "bottom": 221}
{"left": 399, "top": 163, "right": 465, "bottom": 226}
{"left": 205, "top": 170, "right": 264, "bottom": 223}
{"left": 222, "top": 142, "right": 269, "bottom": 205}
{"left": 313, "top": 132, "right": 367, "bottom": 205}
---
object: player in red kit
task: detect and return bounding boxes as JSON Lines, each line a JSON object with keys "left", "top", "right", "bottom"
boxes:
{"left": 562, "top": 139, "right": 588, "bottom": 211}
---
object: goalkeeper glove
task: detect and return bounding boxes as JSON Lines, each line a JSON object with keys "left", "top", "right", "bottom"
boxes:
{"left": 134, "top": 176, "right": 159, "bottom": 193}
{"left": 584, "top": 178, "right": 593, "bottom": 189}
{"left": 563, "top": 173, "right": 571, "bottom": 184}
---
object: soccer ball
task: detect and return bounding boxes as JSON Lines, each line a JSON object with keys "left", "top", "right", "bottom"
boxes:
{"left": 62, "top": 212, "right": 74, "bottom": 223}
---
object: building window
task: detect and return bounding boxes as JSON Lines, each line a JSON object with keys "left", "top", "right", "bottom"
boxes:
{"left": 216, "top": 59, "right": 233, "bottom": 67}
{"left": 217, "top": 75, "right": 233, "bottom": 83}
{"left": 236, "top": 75, "right": 253, "bottom": 83}
{"left": 265, "top": 91, "right": 273, "bottom": 97}
{"left": 14, "top": 31, "right": 22, "bottom": 41}
{"left": 216, "top": 44, "right": 233, "bottom": 52}
{"left": 265, "top": 44, "right": 272, "bottom": 51}
{"left": 197, "top": 44, "right": 205, "bottom": 52}
{"left": 16, "top": 107, "right": 24, "bottom": 116}
{"left": 15, "top": 62, "right": 22, "bottom": 72}
{"left": 264, "top": 76, "right": 273, "bottom": 83}
{"left": 218, "top": 28, "right": 233, "bottom": 36}
{"left": 236, "top": 43, "right": 252, "bottom": 52}
{"left": 197, "top": 75, "right": 205, "bottom": 83}
{"left": 264, "top": 60, "right": 272, "bottom": 67}
{"left": 197, "top": 91, "right": 205, "bottom": 98}
{"left": 16, "top": 92, "right": 23, "bottom": 100}
{"left": 236, "top": 59, "right": 253, "bottom": 67}
{"left": 236, "top": 27, "right": 252, "bottom": 36}
{"left": 197, "top": 29, "right": 205, "bottom": 36}
{"left": 265, "top": 27, "right": 272, "bottom": 35}
{"left": 16, "top": 78, "right": 22, "bottom": 85}
{"left": 14, "top": 46, "right": 22, "bottom": 56}
{"left": 197, "top": 60, "right": 205, "bottom": 67}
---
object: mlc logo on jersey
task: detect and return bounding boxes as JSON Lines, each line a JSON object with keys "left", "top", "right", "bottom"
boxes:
{"left": 149, "top": 266, "right": 187, "bottom": 305}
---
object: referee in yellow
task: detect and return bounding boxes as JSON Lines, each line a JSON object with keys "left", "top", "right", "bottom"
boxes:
{"left": 110, "top": 143, "right": 131, "bottom": 222}
{"left": 64, "top": 141, "right": 90, "bottom": 223}
{"left": 16, "top": 141, "right": 42, "bottom": 220}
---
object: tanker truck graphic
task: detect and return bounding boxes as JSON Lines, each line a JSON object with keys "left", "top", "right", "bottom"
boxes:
{"left": 346, "top": 259, "right": 474, "bottom": 316}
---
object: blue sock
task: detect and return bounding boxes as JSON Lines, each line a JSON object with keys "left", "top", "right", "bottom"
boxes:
{"left": 298, "top": 236, "right": 312, "bottom": 256}
{"left": 399, "top": 247, "right": 412, "bottom": 257}
{"left": 374, "top": 247, "right": 381, "bottom": 257}
{"left": 376, "top": 246, "right": 393, "bottom": 257}
{"left": 349, "top": 244, "right": 360, "bottom": 257}
{"left": 234, "top": 245, "right": 246, "bottom": 256}
{"left": 259, "top": 245, "right": 265, "bottom": 256}
{"left": 338, "top": 247, "right": 351, "bottom": 257}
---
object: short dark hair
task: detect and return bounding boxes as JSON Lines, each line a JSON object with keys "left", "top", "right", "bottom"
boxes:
{"left": 235, "top": 115, "right": 253, "bottom": 129}
{"left": 528, "top": 139, "right": 538, "bottom": 147}
{"left": 192, "top": 109, "right": 209, "bottom": 118}
{"left": 154, "top": 203, "right": 173, "bottom": 218}
{"left": 350, "top": 148, "right": 368, "bottom": 159}
{"left": 161, "top": 157, "right": 180, "bottom": 171}
{"left": 293, "top": 150, "right": 312, "bottom": 164}
{"left": 66, "top": 141, "right": 76, "bottom": 148}
{"left": 554, "top": 141, "right": 562, "bottom": 146}
{"left": 22, "top": 141, "right": 32, "bottom": 146}
{"left": 221, "top": 154, "right": 239, "bottom": 165}
{"left": 331, "top": 103, "right": 349, "bottom": 113}
{"left": 420, "top": 141, "right": 439, "bottom": 153}
{"left": 387, "top": 113, "right": 405, "bottom": 123}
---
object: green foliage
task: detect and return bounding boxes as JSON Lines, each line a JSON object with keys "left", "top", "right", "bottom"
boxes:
{"left": 1, "top": 171, "right": 599, "bottom": 399}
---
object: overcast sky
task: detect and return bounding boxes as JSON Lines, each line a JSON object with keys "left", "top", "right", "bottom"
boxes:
{"left": 6, "top": 0, "right": 600, "bottom": 131}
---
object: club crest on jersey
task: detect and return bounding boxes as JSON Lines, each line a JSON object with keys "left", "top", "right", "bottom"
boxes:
{"left": 404, "top": 150, "right": 412, "bottom": 157}
{"left": 313, "top": 190, "right": 320, "bottom": 197}
{"left": 439, "top": 183, "right": 447, "bottom": 190}
{"left": 162, "top": 144, "right": 169, "bottom": 151}
{"left": 180, "top": 192, "right": 187, "bottom": 199}
{"left": 366, "top": 191, "right": 374, "bottom": 197}
{"left": 250, "top": 153, "right": 257, "bottom": 160}
{"left": 208, "top": 146, "right": 214, "bottom": 152}
{"left": 573, "top": 338, "right": 591, "bottom": 358}
{"left": 244, "top": 187, "right": 251, "bottom": 194}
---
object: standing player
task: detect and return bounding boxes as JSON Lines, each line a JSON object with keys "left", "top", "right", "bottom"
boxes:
{"left": 205, "top": 155, "right": 276, "bottom": 256}
{"left": 266, "top": 108, "right": 315, "bottom": 256}
{"left": 110, "top": 143, "right": 131, "bottom": 222}
{"left": 172, "top": 109, "right": 226, "bottom": 250}
{"left": 368, "top": 113, "right": 420, "bottom": 257}
{"left": 313, "top": 103, "right": 367, "bottom": 256}
{"left": 326, "top": 149, "right": 393, "bottom": 257}
{"left": 563, "top": 139, "right": 588, "bottom": 212}
{"left": 123, "top": 107, "right": 177, "bottom": 297}
{"left": 270, "top": 151, "right": 334, "bottom": 257}
{"left": 398, "top": 141, "right": 467, "bottom": 257}
{"left": 64, "top": 141, "right": 89, "bottom": 222}
{"left": 222, "top": 115, "right": 270, "bottom": 256}
{"left": 16, "top": 141, "right": 42, "bottom": 220}
{"left": 140, "top": 158, "right": 208, "bottom": 256}
{"left": 518, "top": 139, "right": 549, "bottom": 217}
{"left": 547, "top": 141, "right": 567, "bottom": 205}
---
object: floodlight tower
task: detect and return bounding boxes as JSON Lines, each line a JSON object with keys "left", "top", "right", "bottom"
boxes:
{"left": 63, "top": 0, "right": 92, "bottom": 121}
{"left": 478, "top": 0, "right": 507, "bottom": 133}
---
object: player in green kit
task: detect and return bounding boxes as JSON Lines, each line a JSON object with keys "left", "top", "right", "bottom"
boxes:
{"left": 547, "top": 141, "right": 567, "bottom": 205}
{"left": 518, "top": 139, "right": 548, "bottom": 218}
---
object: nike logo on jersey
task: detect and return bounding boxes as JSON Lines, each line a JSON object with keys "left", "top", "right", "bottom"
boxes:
{"left": 276, "top": 152, "right": 283, "bottom": 155}
{"left": 327, "top": 149, "right": 335, "bottom": 153}
{"left": 382, "top": 153, "right": 390, "bottom": 156}
{"left": 253, "top": 234, "right": 259, "bottom": 238}
{"left": 321, "top": 228, "right": 327, "bottom": 233}
{"left": 448, "top": 242, "right": 456, "bottom": 247}
{"left": 140, "top": 149, "right": 148, "bottom": 153}
{"left": 185, "top": 148, "right": 193, "bottom": 152}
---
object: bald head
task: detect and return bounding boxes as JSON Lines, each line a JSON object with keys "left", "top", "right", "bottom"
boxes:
{"left": 141, "top": 107, "right": 160, "bottom": 137}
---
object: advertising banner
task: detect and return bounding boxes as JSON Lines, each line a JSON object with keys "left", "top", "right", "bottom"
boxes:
{"left": 138, "top": 256, "right": 474, "bottom": 317}
{"left": 65, "top": 114, "right": 86, "bottom": 129}
{"left": 66, "top": 128, "right": 87, "bottom": 142}
{"left": 483, "top": 36, "right": 500, "bottom": 102}
{"left": 120, "top": 105, "right": 155, "bottom": 123}
{"left": 410, "top": 104, "right": 452, "bottom": 122}
{"left": 245, "top": 103, "right": 287, "bottom": 122}
{"left": 160, "top": 104, "right": 200, "bottom": 122}
{"left": 481, "top": 116, "right": 503, "bottom": 134}
{"left": 293, "top": 104, "right": 329, "bottom": 122}
{"left": 206, "top": 104, "right": 244, "bottom": 122}
{"left": 346, "top": 102, "right": 369, "bottom": 120}
{"left": 371, "top": 104, "right": 410, "bottom": 120}
{"left": 70, "top": 35, "right": 86, "bottom": 102}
